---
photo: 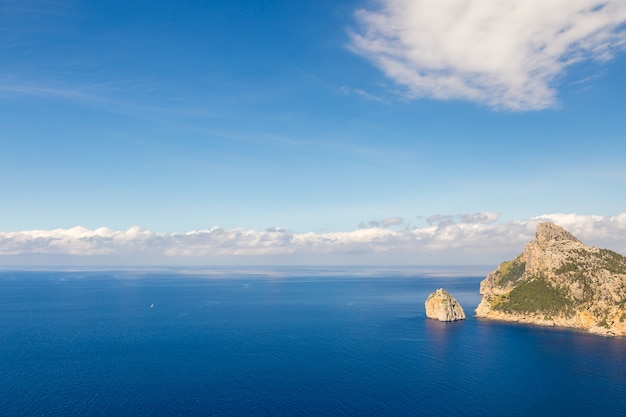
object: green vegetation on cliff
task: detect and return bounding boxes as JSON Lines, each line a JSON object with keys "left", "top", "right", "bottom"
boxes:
{"left": 599, "top": 249, "right": 626, "bottom": 274}
{"left": 559, "top": 249, "right": 626, "bottom": 275}
{"left": 494, "top": 259, "right": 526, "bottom": 286}
{"left": 493, "top": 276, "right": 573, "bottom": 316}
{"left": 555, "top": 262, "right": 578, "bottom": 275}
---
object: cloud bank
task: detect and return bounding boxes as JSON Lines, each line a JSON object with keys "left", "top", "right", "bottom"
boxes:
{"left": 1, "top": 213, "right": 626, "bottom": 265}
{"left": 350, "top": 0, "right": 626, "bottom": 110}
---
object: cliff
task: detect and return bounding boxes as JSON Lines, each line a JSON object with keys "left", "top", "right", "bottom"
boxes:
{"left": 475, "top": 222, "right": 626, "bottom": 336}
{"left": 425, "top": 288, "right": 466, "bottom": 321}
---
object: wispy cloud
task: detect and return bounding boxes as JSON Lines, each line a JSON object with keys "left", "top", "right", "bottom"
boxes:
{"left": 427, "top": 212, "right": 500, "bottom": 227}
{"left": 337, "top": 86, "right": 390, "bottom": 103}
{"left": 2, "top": 213, "right": 625, "bottom": 265}
{"left": 358, "top": 216, "right": 406, "bottom": 229}
{"left": 350, "top": 0, "right": 626, "bottom": 110}
{"left": 0, "top": 82, "right": 101, "bottom": 102}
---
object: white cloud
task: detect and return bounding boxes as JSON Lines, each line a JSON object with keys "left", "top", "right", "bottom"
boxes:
{"left": 350, "top": 0, "right": 626, "bottom": 110}
{"left": 1, "top": 213, "right": 626, "bottom": 265}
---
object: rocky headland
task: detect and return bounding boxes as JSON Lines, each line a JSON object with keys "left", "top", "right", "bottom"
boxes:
{"left": 475, "top": 222, "right": 626, "bottom": 336}
{"left": 425, "top": 288, "right": 466, "bottom": 321}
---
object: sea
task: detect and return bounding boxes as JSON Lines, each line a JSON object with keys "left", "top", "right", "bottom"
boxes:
{"left": 1, "top": 267, "right": 625, "bottom": 417}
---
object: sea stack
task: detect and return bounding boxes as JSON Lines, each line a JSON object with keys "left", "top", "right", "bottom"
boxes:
{"left": 475, "top": 222, "right": 626, "bottom": 336}
{"left": 425, "top": 288, "right": 466, "bottom": 321}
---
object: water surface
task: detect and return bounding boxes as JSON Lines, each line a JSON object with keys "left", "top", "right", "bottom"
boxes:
{"left": 1, "top": 268, "right": 624, "bottom": 416}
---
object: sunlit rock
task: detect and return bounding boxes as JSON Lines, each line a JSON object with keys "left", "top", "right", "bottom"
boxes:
{"left": 425, "top": 288, "right": 466, "bottom": 322}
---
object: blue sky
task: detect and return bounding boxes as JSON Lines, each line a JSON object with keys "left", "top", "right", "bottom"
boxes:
{"left": 1, "top": 0, "right": 626, "bottom": 264}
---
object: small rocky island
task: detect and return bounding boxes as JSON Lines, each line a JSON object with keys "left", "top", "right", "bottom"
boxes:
{"left": 425, "top": 288, "right": 466, "bottom": 321}
{"left": 475, "top": 222, "right": 626, "bottom": 336}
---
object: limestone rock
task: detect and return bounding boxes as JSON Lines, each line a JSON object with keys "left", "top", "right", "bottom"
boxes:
{"left": 475, "top": 222, "right": 626, "bottom": 336}
{"left": 425, "top": 288, "right": 466, "bottom": 321}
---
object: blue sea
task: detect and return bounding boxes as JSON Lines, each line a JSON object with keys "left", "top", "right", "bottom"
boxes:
{"left": 1, "top": 267, "right": 625, "bottom": 416}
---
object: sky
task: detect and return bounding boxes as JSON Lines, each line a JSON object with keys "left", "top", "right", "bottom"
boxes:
{"left": 1, "top": 0, "right": 626, "bottom": 265}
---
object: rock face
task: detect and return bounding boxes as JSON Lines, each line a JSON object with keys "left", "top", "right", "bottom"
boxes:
{"left": 425, "top": 288, "right": 466, "bottom": 321}
{"left": 476, "top": 222, "right": 626, "bottom": 336}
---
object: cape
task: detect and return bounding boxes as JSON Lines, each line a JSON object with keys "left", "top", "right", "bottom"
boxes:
{"left": 475, "top": 222, "right": 626, "bottom": 336}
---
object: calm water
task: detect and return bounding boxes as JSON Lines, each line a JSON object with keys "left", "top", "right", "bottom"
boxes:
{"left": 1, "top": 267, "right": 625, "bottom": 416}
